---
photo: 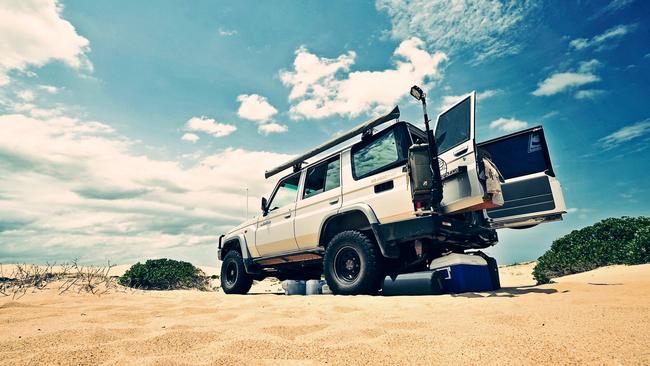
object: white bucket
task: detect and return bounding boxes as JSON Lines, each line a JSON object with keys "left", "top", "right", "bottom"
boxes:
{"left": 306, "top": 279, "right": 323, "bottom": 295}
{"left": 281, "top": 280, "right": 306, "bottom": 295}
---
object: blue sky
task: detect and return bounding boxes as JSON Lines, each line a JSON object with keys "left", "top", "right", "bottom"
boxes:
{"left": 0, "top": 0, "right": 648, "bottom": 265}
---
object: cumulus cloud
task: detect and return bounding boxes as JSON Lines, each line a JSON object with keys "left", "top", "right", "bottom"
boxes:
{"left": 376, "top": 0, "right": 536, "bottom": 63}
{"left": 0, "top": 0, "right": 92, "bottom": 85}
{"left": 0, "top": 111, "right": 291, "bottom": 264}
{"left": 569, "top": 24, "right": 636, "bottom": 51}
{"left": 181, "top": 133, "right": 199, "bottom": 143}
{"left": 599, "top": 118, "right": 650, "bottom": 150}
{"left": 236, "top": 94, "right": 278, "bottom": 122}
{"left": 258, "top": 122, "right": 288, "bottom": 135}
{"left": 532, "top": 60, "right": 602, "bottom": 97}
{"left": 490, "top": 117, "right": 529, "bottom": 132}
{"left": 185, "top": 116, "right": 236, "bottom": 138}
{"left": 280, "top": 37, "right": 447, "bottom": 119}
{"left": 235, "top": 94, "right": 287, "bottom": 134}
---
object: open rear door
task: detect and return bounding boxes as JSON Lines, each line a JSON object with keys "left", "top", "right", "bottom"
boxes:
{"left": 434, "top": 91, "right": 496, "bottom": 214}
{"left": 478, "top": 126, "right": 566, "bottom": 228}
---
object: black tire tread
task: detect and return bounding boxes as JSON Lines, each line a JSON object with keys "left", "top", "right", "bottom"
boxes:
{"left": 221, "top": 251, "right": 253, "bottom": 294}
{"left": 323, "top": 230, "right": 382, "bottom": 295}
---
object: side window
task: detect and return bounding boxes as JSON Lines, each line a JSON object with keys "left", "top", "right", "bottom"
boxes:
{"left": 303, "top": 157, "right": 341, "bottom": 199}
{"left": 352, "top": 130, "right": 399, "bottom": 179}
{"left": 435, "top": 96, "right": 471, "bottom": 154}
{"left": 268, "top": 173, "right": 301, "bottom": 211}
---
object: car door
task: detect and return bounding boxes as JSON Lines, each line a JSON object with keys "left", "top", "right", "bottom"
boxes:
{"left": 293, "top": 155, "right": 342, "bottom": 250}
{"left": 434, "top": 91, "right": 494, "bottom": 214}
{"left": 477, "top": 126, "right": 566, "bottom": 228}
{"left": 254, "top": 172, "right": 301, "bottom": 256}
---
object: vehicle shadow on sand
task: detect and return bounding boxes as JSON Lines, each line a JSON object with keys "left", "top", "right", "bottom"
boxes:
{"left": 451, "top": 285, "right": 562, "bottom": 298}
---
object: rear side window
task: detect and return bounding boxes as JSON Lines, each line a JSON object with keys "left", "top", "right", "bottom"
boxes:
{"left": 352, "top": 130, "right": 399, "bottom": 179}
{"left": 268, "top": 173, "right": 301, "bottom": 211}
{"left": 303, "top": 156, "right": 341, "bottom": 199}
{"left": 435, "top": 96, "right": 471, "bottom": 154}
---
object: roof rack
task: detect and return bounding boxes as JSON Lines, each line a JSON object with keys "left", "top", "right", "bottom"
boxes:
{"left": 264, "top": 106, "right": 400, "bottom": 179}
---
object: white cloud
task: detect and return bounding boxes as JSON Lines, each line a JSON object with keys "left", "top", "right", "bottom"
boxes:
{"left": 258, "top": 122, "right": 288, "bottom": 135}
{"left": 489, "top": 117, "right": 528, "bottom": 132}
{"left": 235, "top": 94, "right": 287, "bottom": 134}
{"left": 0, "top": 110, "right": 292, "bottom": 264}
{"left": 438, "top": 95, "right": 464, "bottom": 112}
{"left": 218, "top": 28, "right": 237, "bottom": 37}
{"left": 280, "top": 37, "right": 447, "bottom": 119}
{"left": 532, "top": 60, "right": 602, "bottom": 97}
{"left": 38, "top": 85, "right": 59, "bottom": 94}
{"left": 185, "top": 116, "right": 236, "bottom": 138}
{"left": 569, "top": 24, "right": 636, "bottom": 51}
{"left": 236, "top": 94, "right": 278, "bottom": 122}
{"left": 0, "top": 0, "right": 92, "bottom": 85}
{"left": 376, "top": 0, "right": 536, "bottom": 63}
{"left": 181, "top": 133, "right": 199, "bottom": 143}
{"left": 599, "top": 118, "right": 650, "bottom": 150}
{"left": 588, "top": 0, "right": 635, "bottom": 21}
{"left": 574, "top": 89, "right": 605, "bottom": 100}
{"left": 17, "top": 90, "right": 34, "bottom": 101}
{"left": 477, "top": 89, "right": 502, "bottom": 101}
{"left": 439, "top": 89, "right": 501, "bottom": 112}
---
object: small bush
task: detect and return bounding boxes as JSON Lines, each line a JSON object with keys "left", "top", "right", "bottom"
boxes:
{"left": 533, "top": 216, "right": 650, "bottom": 284}
{"left": 119, "top": 259, "right": 208, "bottom": 290}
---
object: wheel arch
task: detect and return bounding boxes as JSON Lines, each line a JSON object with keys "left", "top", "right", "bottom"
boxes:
{"left": 219, "top": 233, "right": 252, "bottom": 261}
{"left": 318, "top": 204, "right": 398, "bottom": 258}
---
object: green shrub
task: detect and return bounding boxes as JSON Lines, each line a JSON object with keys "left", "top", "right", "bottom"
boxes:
{"left": 533, "top": 216, "right": 650, "bottom": 284}
{"left": 119, "top": 258, "right": 208, "bottom": 290}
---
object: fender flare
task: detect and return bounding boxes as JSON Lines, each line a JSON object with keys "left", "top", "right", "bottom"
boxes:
{"left": 219, "top": 233, "right": 259, "bottom": 274}
{"left": 318, "top": 203, "right": 399, "bottom": 258}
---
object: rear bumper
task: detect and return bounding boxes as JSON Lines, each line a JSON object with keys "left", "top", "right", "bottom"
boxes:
{"left": 374, "top": 215, "right": 498, "bottom": 256}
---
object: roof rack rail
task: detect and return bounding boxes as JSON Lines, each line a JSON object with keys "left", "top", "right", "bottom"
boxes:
{"left": 264, "top": 106, "right": 400, "bottom": 179}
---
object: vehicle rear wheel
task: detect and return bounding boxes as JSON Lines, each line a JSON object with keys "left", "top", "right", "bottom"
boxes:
{"left": 323, "top": 230, "right": 382, "bottom": 295}
{"left": 221, "top": 251, "right": 253, "bottom": 294}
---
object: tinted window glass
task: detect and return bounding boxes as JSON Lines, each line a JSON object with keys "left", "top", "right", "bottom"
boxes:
{"left": 303, "top": 157, "right": 341, "bottom": 199}
{"left": 269, "top": 174, "right": 300, "bottom": 211}
{"left": 479, "top": 130, "right": 550, "bottom": 180}
{"left": 352, "top": 130, "right": 399, "bottom": 178}
{"left": 435, "top": 96, "right": 471, "bottom": 154}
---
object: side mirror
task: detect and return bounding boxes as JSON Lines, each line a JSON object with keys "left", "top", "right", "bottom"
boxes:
{"left": 261, "top": 197, "right": 268, "bottom": 215}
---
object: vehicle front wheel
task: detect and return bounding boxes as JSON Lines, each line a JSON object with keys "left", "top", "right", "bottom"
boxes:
{"left": 323, "top": 230, "right": 383, "bottom": 295}
{"left": 220, "top": 251, "right": 253, "bottom": 294}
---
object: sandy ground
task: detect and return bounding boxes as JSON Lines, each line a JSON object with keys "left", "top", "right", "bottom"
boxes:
{"left": 1, "top": 263, "right": 649, "bottom": 365}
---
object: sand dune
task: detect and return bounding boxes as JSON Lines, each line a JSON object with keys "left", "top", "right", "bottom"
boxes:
{"left": 1, "top": 263, "right": 649, "bottom": 365}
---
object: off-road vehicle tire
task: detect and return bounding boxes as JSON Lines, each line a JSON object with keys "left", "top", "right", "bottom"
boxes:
{"left": 323, "top": 230, "right": 383, "bottom": 295}
{"left": 221, "top": 251, "right": 253, "bottom": 294}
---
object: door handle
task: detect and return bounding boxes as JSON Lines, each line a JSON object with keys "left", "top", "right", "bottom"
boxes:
{"left": 453, "top": 147, "right": 468, "bottom": 157}
{"left": 260, "top": 220, "right": 271, "bottom": 226}
{"left": 329, "top": 198, "right": 339, "bottom": 205}
{"left": 284, "top": 212, "right": 292, "bottom": 219}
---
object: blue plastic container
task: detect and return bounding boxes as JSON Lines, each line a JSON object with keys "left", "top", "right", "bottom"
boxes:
{"left": 430, "top": 254, "right": 493, "bottom": 293}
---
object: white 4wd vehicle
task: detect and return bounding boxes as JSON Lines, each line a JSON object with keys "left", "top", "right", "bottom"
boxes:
{"left": 218, "top": 91, "right": 565, "bottom": 295}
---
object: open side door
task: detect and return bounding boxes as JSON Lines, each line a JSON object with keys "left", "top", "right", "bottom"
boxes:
{"left": 434, "top": 91, "right": 496, "bottom": 214}
{"left": 478, "top": 126, "right": 566, "bottom": 229}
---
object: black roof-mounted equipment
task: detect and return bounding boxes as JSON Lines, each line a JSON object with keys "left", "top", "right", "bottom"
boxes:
{"left": 264, "top": 106, "right": 400, "bottom": 179}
